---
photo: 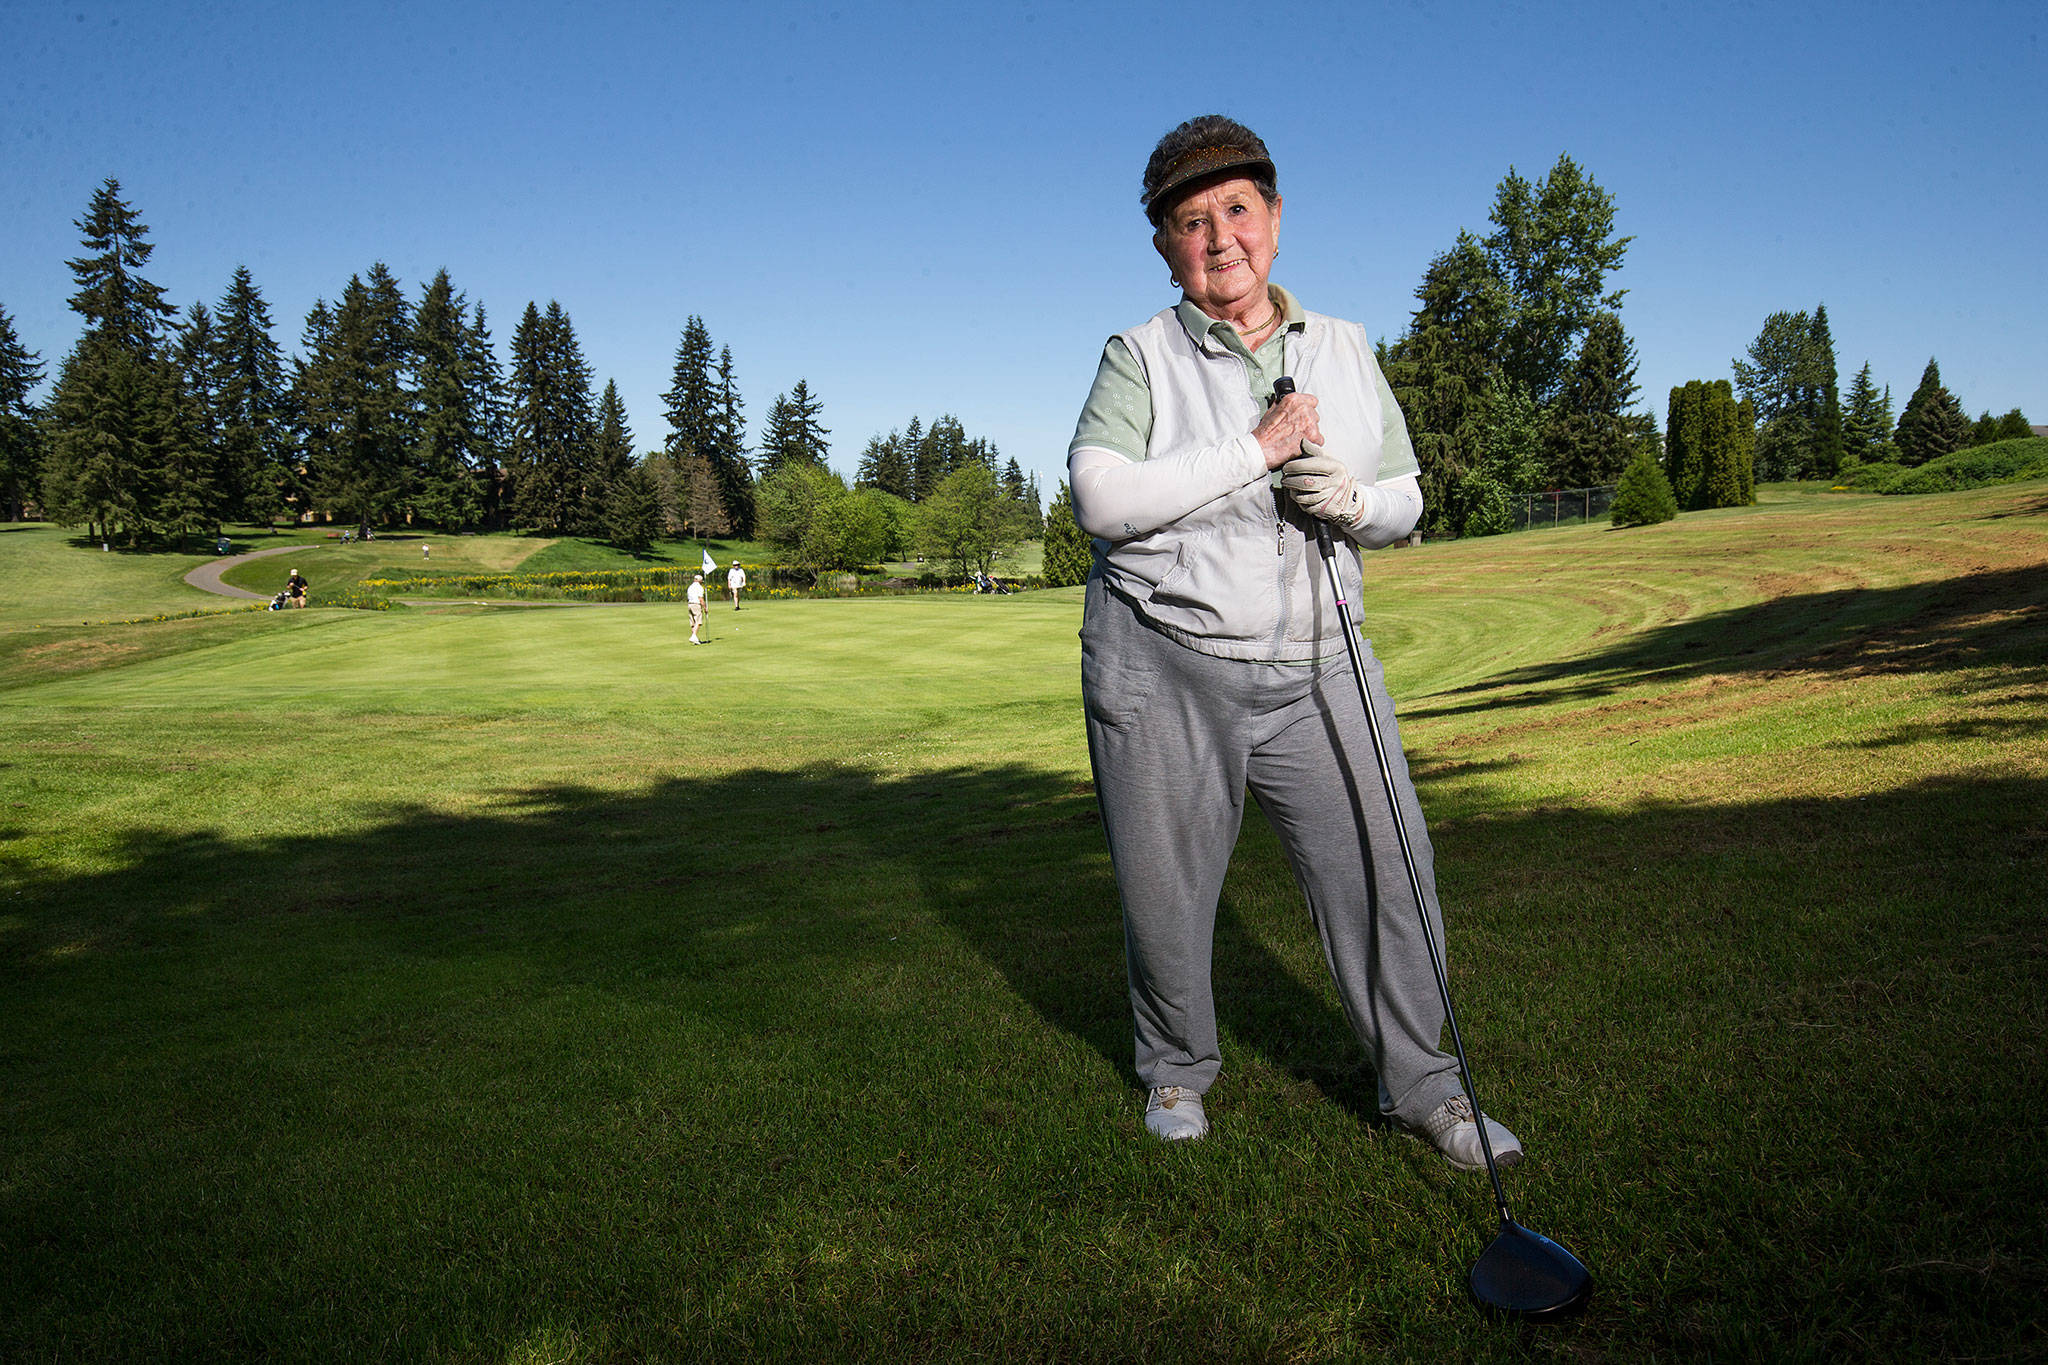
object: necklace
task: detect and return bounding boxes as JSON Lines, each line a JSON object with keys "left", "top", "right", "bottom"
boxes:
{"left": 1237, "top": 302, "right": 1278, "bottom": 339}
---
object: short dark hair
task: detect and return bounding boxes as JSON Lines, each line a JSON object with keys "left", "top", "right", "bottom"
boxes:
{"left": 1141, "top": 115, "right": 1279, "bottom": 227}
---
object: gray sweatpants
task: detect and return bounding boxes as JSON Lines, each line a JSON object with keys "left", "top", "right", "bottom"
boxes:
{"left": 1080, "top": 576, "right": 1463, "bottom": 1127}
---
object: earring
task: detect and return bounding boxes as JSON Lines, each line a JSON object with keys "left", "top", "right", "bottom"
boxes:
{"left": 1170, "top": 275, "right": 1180, "bottom": 287}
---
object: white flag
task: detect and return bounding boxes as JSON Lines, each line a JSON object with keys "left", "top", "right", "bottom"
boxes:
{"left": 701, "top": 548, "right": 717, "bottom": 574}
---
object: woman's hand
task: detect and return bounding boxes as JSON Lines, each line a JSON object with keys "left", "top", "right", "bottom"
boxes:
{"left": 1254, "top": 392, "right": 1323, "bottom": 470}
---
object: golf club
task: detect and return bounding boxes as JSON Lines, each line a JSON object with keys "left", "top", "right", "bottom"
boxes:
{"left": 1274, "top": 375, "right": 1593, "bottom": 1321}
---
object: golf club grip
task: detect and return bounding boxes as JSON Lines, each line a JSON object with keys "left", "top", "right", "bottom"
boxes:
{"left": 1274, "top": 377, "right": 1339, "bottom": 562}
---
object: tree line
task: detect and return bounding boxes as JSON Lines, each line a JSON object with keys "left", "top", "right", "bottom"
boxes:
{"left": 756, "top": 418, "right": 1043, "bottom": 579}
{"left": 0, "top": 179, "right": 1041, "bottom": 558}
{"left": 1620, "top": 308, "right": 2034, "bottom": 527}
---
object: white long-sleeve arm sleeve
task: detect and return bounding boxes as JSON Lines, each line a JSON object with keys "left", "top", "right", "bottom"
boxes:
{"left": 1342, "top": 473, "right": 1423, "bottom": 550}
{"left": 1071, "top": 442, "right": 1421, "bottom": 551}
{"left": 1067, "top": 436, "right": 1268, "bottom": 541}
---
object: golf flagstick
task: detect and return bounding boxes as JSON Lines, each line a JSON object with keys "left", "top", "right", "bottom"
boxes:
{"left": 1273, "top": 376, "right": 1592, "bottom": 1320}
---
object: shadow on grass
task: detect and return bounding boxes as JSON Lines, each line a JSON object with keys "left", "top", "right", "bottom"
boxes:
{"left": 0, "top": 760, "right": 1373, "bottom": 1111}
{"left": 1410, "top": 563, "right": 2048, "bottom": 718}
{"left": 2, "top": 762, "right": 2045, "bottom": 1357}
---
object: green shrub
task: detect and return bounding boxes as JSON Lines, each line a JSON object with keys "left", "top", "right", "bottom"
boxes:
{"left": 1844, "top": 460, "right": 1905, "bottom": 492}
{"left": 1610, "top": 444, "right": 1678, "bottom": 526}
{"left": 1879, "top": 436, "right": 2048, "bottom": 495}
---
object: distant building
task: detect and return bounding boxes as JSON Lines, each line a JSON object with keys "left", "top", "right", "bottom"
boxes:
{"left": 2033, "top": 425, "right": 2048, "bottom": 439}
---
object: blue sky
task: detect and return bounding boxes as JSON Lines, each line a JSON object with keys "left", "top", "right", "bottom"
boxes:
{"left": 6, "top": 1, "right": 2043, "bottom": 501}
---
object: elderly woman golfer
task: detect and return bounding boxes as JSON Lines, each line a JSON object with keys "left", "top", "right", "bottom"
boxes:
{"left": 1069, "top": 115, "right": 1520, "bottom": 1170}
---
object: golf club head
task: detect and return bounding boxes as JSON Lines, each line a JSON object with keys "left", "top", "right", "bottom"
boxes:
{"left": 1468, "top": 1218, "right": 1593, "bottom": 1322}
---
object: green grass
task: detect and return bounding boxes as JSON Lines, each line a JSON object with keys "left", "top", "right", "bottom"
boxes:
{"left": 2, "top": 483, "right": 2044, "bottom": 1359}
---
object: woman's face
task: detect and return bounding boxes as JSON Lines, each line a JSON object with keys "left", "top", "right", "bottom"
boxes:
{"left": 1153, "top": 176, "right": 1282, "bottom": 320}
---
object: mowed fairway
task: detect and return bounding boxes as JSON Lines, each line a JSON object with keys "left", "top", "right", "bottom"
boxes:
{"left": 2, "top": 486, "right": 2044, "bottom": 1360}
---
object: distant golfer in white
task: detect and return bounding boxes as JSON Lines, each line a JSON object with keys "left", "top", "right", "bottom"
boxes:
{"left": 727, "top": 560, "right": 747, "bottom": 609}
{"left": 686, "top": 572, "right": 707, "bottom": 644}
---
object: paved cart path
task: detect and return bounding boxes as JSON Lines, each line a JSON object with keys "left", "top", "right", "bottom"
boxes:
{"left": 184, "top": 545, "right": 301, "bottom": 599}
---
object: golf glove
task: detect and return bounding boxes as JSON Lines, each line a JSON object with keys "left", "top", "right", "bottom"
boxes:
{"left": 1281, "top": 443, "right": 1367, "bottom": 527}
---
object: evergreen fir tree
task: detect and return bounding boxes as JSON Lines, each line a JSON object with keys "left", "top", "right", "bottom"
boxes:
{"left": 65, "top": 179, "right": 177, "bottom": 352}
{"left": 1383, "top": 232, "right": 1509, "bottom": 536}
{"left": 154, "top": 324, "right": 219, "bottom": 548}
{"left": 582, "top": 379, "right": 636, "bottom": 533}
{"left": 1994, "top": 408, "right": 2033, "bottom": 441}
{"left": 0, "top": 306, "right": 48, "bottom": 521}
{"left": 787, "top": 379, "right": 829, "bottom": 466}
{"left": 1609, "top": 443, "right": 1677, "bottom": 526}
{"left": 166, "top": 301, "right": 225, "bottom": 536}
{"left": 284, "top": 299, "right": 334, "bottom": 523}
{"left": 506, "top": 301, "right": 595, "bottom": 533}
{"left": 1894, "top": 359, "right": 1970, "bottom": 466}
{"left": 43, "top": 335, "right": 153, "bottom": 542}
{"left": 710, "top": 345, "right": 753, "bottom": 536}
{"left": 300, "top": 266, "right": 415, "bottom": 537}
{"left": 1541, "top": 311, "right": 1643, "bottom": 489}
{"left": 407, "top": 270, "right": 486, "bottom": 528}
{"left": 855, "top": 432, "right": 903, "bottom": 495}
{"left": 757, "top": 380, "right": 829, "bottom": 477}
{"left": 901, "top": 417, "right": 935, "bottom": 501}
{"left": 463, "top": 304, "right": 509, "bottom": 527}
{"left": 661, "top": 316, "right": 717, "bottom": 472}
{"left": 757, "top": 394, "right": 796, "bottom": 479}
{"left": 211, "top": 267, "right": 291, "bottom": 526}
{"left": 1804, "top": 305, "right": 1844, "bottom": 478}
{"left": 43, "top": 180, "right": 183, "bottom": 543}
{"left": 1041, "top": 480, "right": 1092, "bottom": 587}
{"left": 1840, "top": 362, "right": 1890, "bottom": 464}
{"left": 603, "top": 458, "right": 662, "bottom": 554}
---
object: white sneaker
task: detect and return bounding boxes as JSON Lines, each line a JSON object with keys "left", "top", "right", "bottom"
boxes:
{"left": 1144, "top": 1086, "right": 1209, "bottom": 1142}
{"left": 1414, "top": 1094, "right": 1523, "bottom": 1173}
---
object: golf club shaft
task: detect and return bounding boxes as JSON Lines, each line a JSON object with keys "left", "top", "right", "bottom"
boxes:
{"left": 1276, "top": 377, "right": 1514, "bottom": 1220}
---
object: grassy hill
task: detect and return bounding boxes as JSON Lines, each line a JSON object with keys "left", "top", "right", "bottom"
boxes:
{"left": 2, "top": 481, "right": 2043, "bottom": 1359}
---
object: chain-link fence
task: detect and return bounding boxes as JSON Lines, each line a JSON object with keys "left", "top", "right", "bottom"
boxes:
{"left": 1509, "top": 485, "right": 1616, "bottom": 531}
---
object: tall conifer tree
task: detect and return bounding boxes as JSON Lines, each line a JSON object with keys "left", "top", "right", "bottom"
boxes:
{"left": 661, "top": 316, "right": 717, "bottom": 472}
{"left": 1893, "top": 358, "right": 1971, "bottom": 466}
{"left": 507, "top": 300, "right": 595, "bottom": 532}
{"left": 1386, "top": 238, "right": 1512, "bottom": 535}
{"left": 757, "top": 380, "right": 829, "bottom": 477}
{"left": 710, "top": 344, "right": 751, "bottom": 536}
{"left": 0, "top": 306, "right": 47, "bottom": 521}
{"left": 409, "top": 269, "right": 485, "bottom": 528}
{"left": 164, "top": 302, "right": 225, "bottom": 538}
{"left": 583, "top": 379, "right": 636, "bottom": 532}
{"left": 1840, "top": 362, "right": 1891, "bottom": 463}
{"left": 300, "top": 266, "right": 414, "bottom": 537}
{"left": 1542, "top": 311, "right": 1645, "bottom": 488}
{"left": 65, "top": 179, "right": 177, "bottom": 351}
{"left": 463, "top": 304, "right": 509, "bottom": 526}
{"left": 211, "top": 267, "right": 291, "bottom": 525}
{"left": 43, "top": 180, "right": 184, "bottom": 544}
{"left": 1805, "top": 305, "right": 1844, "bottom": 478}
